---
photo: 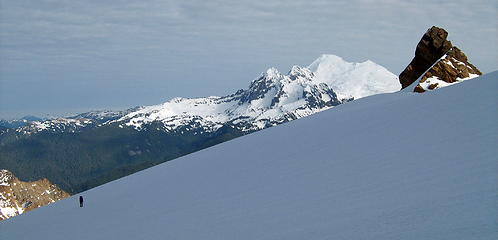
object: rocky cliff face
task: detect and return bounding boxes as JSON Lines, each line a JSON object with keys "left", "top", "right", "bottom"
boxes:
{"left": 399, "top": 26, "right": 481, "bottom": 92}
{"left": 0, "top": 169, "right": 70, "bottom": 221}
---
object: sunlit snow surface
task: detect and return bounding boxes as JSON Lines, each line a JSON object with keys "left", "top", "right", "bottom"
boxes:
{"left": 1, "top": 72, "right": 496, "bottom": 240}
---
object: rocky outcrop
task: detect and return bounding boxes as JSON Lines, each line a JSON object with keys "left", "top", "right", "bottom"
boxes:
{"left": 0, "top": 169, "right": 70, "bottom": 221}
{"left": 399, "top": 26, "right": 452, "bottom": 89}
{"left": 413, "top": 47, "right": 482, "bottom": 92}
{"left": 399, "top": 26, "right": 481, "bottom": 92}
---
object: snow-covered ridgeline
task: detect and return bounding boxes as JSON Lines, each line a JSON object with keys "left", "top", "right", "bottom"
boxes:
{"left": 114, "top": 55, "right": 400, "bottom": 131}
{"left": 14, "top": 118, "right": 94, "bottom": 135}
{"left": 4, "top": 109, "right": 134, "bottom": 135}
{"left": 3, "top": 54, "right": 400, "bottom": 134}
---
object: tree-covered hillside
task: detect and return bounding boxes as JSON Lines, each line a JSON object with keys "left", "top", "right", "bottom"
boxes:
{"left": 0, "top": 123, "right": 246, "bottom": 194}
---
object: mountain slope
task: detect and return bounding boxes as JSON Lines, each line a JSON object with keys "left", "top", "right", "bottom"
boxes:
{"left": 0, "top": 170, "right": 69, "bottom": 221}
{"left": 0, "top": 54, "right": 399, "bottom": 194}
{"left": 0, "top": 116, "right": 43, "bottom": 129}
{"left": 2, "top": 71, "right": 496, "bottom": 239}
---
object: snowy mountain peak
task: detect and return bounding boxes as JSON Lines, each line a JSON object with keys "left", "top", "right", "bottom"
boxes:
{"left": 263, "top": 67, "right": 282, "bottom": 79}
{"left": 5, "top": 54, "right": 400, "bottom": 135}
{"left": 308, "top": 54, "right": 346, "bottom": 70}
{"left": 309, "top": 54, "right": 400, "bottom": 100}
{"left": 112, "top": 54, "right": 399, "bottom": 132}
{"left": 288, "top": 65, "right": 314, "bottom": 80}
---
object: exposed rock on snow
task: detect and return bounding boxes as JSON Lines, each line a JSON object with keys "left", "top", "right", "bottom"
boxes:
{"left": 399, "top": 26, "right": 452, "bottom": 89}
{"left": 0, "top": 170, "right": 69, "bottom": 221}
{"left": 414, "top": 47, "right": 482, "bottom": 92}
{"left": 399, "top": 26, "right": 482, "bottom": 92}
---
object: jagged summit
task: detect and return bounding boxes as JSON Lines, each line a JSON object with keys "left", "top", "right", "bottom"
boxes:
{"left": 115, "top": 54, "right": 399, "bottom": 132}
{"left": 3, "top": 54, "right": 400, "bottom": 135}
{"left": 399, "top": 26, "right": 482, "bottom": 92}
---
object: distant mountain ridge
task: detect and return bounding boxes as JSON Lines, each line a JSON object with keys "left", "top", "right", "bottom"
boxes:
{"left": 3, "top": 55, "right": 399, "bottom": 136}
{"left": 0, "top": 116, "right": 44, "bottom": 129}
{"left": 113, "top": 55, "right": 398, "bottom": 133}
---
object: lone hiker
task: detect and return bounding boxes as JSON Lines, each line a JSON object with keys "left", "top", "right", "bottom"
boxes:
{"left": 79, "top": 196, "right": 84, "bottom": 207}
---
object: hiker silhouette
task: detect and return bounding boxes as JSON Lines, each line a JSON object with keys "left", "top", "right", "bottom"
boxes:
{"left": 79, "top": 196, "right": 84, "bottom": 207}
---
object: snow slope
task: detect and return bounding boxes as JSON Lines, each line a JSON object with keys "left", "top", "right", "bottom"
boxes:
{"left": 1, "top": 72, "right": 496, "bottom": 239}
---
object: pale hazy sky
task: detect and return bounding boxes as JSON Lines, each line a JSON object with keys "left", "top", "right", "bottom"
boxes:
{"left": 0, "top": 0, "right": 496, "bottom": 119}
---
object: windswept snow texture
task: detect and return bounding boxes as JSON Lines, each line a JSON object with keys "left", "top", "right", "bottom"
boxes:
{"left": 1, "top": 72, "right": 496, "bottom": 240}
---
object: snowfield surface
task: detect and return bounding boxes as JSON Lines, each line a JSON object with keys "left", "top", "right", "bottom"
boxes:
{"left": 1, "top": 72, "right": 496, "bottom": 239}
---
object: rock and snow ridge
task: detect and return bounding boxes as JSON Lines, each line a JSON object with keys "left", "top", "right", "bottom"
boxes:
{"left": 399, "top": 26, "right": 482, "bottom": 92}
{"left": 0, "top": 170, "right": 69, "bottom": 221}
{"left": 414, "top": 47, "right": 482, "bottom": 92}
{"left": 2, "top": 54, "right": 400, "bottom": 135}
